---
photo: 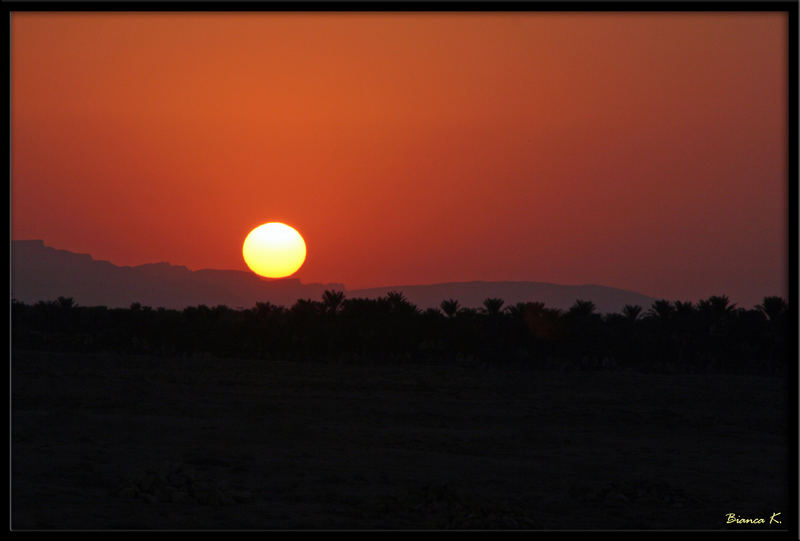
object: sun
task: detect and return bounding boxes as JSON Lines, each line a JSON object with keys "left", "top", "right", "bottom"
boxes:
{"left": 242, "top": 222, "right": 307, "bottom": 278}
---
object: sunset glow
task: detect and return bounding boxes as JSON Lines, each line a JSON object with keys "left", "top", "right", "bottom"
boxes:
{"left": 10, "top": 12, "right": 788, "bottom": 307}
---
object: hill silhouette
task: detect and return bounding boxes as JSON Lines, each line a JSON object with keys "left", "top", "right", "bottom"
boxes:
{"left": 12, "top": 240, "right": 654, "bottom": 313}
{"left": 11, "top": 240, "right": 344, "bottom": 310}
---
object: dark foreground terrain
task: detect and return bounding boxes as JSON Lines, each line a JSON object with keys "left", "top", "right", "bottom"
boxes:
{"left": 12, "top": 350, "right": 788, "bottom": 530}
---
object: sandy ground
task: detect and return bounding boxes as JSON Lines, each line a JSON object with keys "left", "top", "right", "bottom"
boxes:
{"left": 11, "top": 350, "right": 789, "bottom": 530}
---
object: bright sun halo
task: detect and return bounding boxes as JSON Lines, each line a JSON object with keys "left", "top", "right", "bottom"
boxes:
{"left": 242, "top": 222, "right": 307, "bottom": 278}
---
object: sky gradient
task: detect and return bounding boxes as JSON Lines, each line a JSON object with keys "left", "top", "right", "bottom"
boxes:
{"left": 11, "top": 12, "right": 788, "bottom": 308}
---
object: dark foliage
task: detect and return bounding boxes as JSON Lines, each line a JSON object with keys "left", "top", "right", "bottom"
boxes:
{"left": 11, "top": 292, "right": 788, "bottom": 375}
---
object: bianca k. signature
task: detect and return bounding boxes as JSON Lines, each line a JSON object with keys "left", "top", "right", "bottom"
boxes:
{"left": 725, "top": 512, "right": 782, "bottom": 526}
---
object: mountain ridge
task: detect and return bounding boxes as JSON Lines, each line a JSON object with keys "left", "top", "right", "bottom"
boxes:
{"left": 11, "top": 240, "right": 656, "bottom": 314}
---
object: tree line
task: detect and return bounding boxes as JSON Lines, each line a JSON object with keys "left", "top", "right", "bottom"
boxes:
{"left": 11, "top": 292, "right": 789, "bottom": 375}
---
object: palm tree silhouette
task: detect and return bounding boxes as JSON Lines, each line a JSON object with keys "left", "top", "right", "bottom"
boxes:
{"left": 321, "top": 290, "right": 345, "bottom": 315}
{"left": 482, "top": 298, "right": 505, "bottom": 317}
{"left": 647, "top": 300, "right": 675, "bottom": 321}
{"left": 440, "top": 299, "right": 460, "bottom": 319}
{"left": 757, "top": 296, "right": 787, "bottom": 322}
{"left": 622, "top": 304, "right": 642, "bottom": 322}
{"left": 254, "top": 301, "right": 283, "bottom": 317}
{"left": 567, "top": 299, "right": 596, "bottom": 318}
{"left": 10, "top": 287, "right": 787, "bottom": 376}
{"left": 386, "top": 291, "right": 416, "bottom": 314}
{"left": 57, "top": 296, "right": 76, "bottom": 309}
{"left": 674, "top": 301, "right": 695, "bottom": 317}
{"left": 698, "top": 295, "right": 736, "bottom": 316}
{"left": 504, "top": 302, "right": 528, "bottom": 319}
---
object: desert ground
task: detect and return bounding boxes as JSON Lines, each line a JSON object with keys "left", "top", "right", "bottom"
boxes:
{"left": 11, "top": 349, "right": 789, "bottom": 530}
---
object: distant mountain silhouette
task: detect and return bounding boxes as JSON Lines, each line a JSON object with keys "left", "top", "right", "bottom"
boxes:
{"left": 11, "top": 240, "right": 655, "bottom": 313}
{"left": 11, "top": 240, "right": 345, "bottom": 310}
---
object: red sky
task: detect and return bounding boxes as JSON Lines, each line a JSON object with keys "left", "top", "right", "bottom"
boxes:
{"left": 11, "top": 12, "right": 788, "bottom": 308}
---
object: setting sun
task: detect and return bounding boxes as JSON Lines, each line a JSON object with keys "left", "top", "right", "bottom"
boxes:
{"left": 242, "top": 222, "right": 307, "bottom": 279}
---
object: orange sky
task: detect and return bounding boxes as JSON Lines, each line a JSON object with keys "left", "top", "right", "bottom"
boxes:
{"left": 11, "top": 12, "right": 789, "bottom": 307}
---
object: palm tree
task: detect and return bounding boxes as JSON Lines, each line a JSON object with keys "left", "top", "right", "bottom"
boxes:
{"left": 757, "top": 296, "right": 787, "bottom": 322}
{"left": 321, "top": 290, "right": 345, "bottom": 315}
{"left": 440, "top": 299, "right": 460, "bottom": 319}
{"left": 697, "top": 295, "right": 736, "bottom": 316}
{"left": 505, "top": 302, "right": 528, "bottom": 319}
{"left": 647, "top": 299, "right": 675, "bottom": 321}
{"left": 386, "top": 291, "right": 416, "bottom": 314}
{"left": 254, "top": 301, "right": 282, "bottom": 317}
{"left": 567, "top": 299, "right": 596, "bottom": 318}
{"left": 674, "top": 301, "right": 695, "bottom": 317}
{"left": 386, "top": 290, "right": 406, "bottom": 305}
{"left": 482, "top": 298, "right": 505, "bottom": 317}
{"left": 621, "top": 304, "right": 642, "bottom": 322}
{"left": 58, "top": 296, "right": 76, "bottom": 309}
